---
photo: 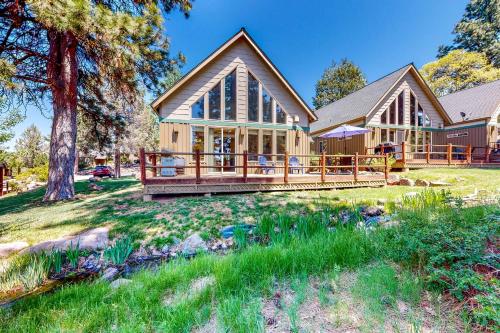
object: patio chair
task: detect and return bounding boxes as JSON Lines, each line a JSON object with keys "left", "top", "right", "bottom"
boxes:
{"left": 288, "top": 156, "right": 304, "bottom": 174}
{"left": 258, "top": 155, "right": 275, "bottom": 174}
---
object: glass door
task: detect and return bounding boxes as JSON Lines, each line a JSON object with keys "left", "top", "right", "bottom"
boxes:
{"left": 208, "top": 127, "right": 236, "bottom": 173}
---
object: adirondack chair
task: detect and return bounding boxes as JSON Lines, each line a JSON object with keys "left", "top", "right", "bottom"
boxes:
{"left": 288, "top": 156, "right": 304, "bottom": 174}
{"left": 258, "top": 155, "right": 275, "bottom": 174}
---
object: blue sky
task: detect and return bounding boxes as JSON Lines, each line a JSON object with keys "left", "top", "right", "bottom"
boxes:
{"left": 5, "top": 0, "right": 468, "bottom": 149}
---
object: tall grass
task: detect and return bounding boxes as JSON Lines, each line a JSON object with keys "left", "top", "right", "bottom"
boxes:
{"left": 1, "top": 217, "right": 374, "bottom": 332}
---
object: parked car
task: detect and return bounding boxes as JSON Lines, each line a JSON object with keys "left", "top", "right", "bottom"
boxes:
{"left": 92, "top": 165, "right": 114, "bottom": 178}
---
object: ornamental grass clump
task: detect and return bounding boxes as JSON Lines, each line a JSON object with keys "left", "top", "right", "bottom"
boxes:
{"left": 65, "top": 241, "right": 80, "bottom": 269}
{"left": 104, "top": 237, "right": 133, "bottom": 265}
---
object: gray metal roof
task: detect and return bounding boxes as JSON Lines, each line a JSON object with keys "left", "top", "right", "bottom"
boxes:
{"left": 310, "top": 64, "right": 412, "bottom": 134}
{"left": 438, "top": 80, "right": 500, "bottom": 123}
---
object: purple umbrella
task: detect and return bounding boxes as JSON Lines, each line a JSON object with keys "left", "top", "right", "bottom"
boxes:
{"left": 319, "top": 124, "right": 371, "bottom": 154}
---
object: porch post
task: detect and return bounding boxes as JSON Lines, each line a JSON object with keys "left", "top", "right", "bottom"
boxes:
{"left": 195, "top": 149, "right": 201, "bottom": 184}
{"left": 321, "top": 151, "right": 326, "bottom": 182}
{"left": 354, "top": 152, "right": 358, "bottom": 182}
{"left": 466, "top": 144, "right": 472, "bottom": 164}
{"left": 485, "top": 145, "right": 491, "bottom": 163}
{"left": 139, "top": 148, "right": 146, "bottom": 185}
{"left": 384, "top": 154, "right": 389, "bottom": 181}
{"left": 151, "top": 153, "right": 157, "bottom": 177}
{"left": 0, "top": 167, "right": 3, "bottom": 196}
{"left": 243, "top": 150, "right": 248, "bottom": 183}
{"left": 284, "top": 151, "right": 289, "bottom": 183}
{"left": 426, "top": 144, "right": 430, "bottom": 164}
{"left": 447, "top": 143, "right": 452, "bottom": 165}
{"left": 401, "top": 142, "right": 406, "bottom": 164}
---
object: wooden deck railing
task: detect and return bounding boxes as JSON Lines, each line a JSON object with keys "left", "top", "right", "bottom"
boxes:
{"left": 139, "top": 149, "right": 389, "bottom": 185}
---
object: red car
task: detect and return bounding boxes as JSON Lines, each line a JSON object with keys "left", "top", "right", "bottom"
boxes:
{"left": 92, "top": 165, "right": 114, "bottom": 178}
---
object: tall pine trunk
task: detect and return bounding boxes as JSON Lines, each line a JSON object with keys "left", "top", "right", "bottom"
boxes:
{"left": 44, "top": 30, "right": 78, "bottom": 201}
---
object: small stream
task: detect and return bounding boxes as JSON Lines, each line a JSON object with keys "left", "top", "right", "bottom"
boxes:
{"left": 0, "top": 255, "right": 172, "bottom": 309}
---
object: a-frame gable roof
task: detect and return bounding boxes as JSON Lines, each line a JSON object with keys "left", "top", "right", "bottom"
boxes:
{"left": 310, "top": 64, "right": 452, "bottom": 135}
{"left": 438, "top": 79, "right": 500, "bottom": 123}
{"left": 151, "top": 28, "right": 317, "bottom": 121}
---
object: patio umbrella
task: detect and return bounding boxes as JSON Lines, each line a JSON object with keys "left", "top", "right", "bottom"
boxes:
{"left": 319, "top": 124, "right": 371, "bottom": 154}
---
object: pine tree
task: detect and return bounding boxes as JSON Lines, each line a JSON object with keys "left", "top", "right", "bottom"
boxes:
{"left": 0, "top": 0, "right": 192, "bottom": 200}
{"left": 313, "top": 59, "right": 366, "bottom": 109}
{"left": 438, "top": 0, "right": 500, "bottom": 67}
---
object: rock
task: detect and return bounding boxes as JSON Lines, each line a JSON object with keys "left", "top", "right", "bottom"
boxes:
{"left": 101, "top": 267, "right": 119, "bottom": 281}
{"left": 430, "top": 181, "right": 452, "bottom": 187}
{"left": 151, "top": 249, "right": 162, "bottom": 256}
{"left": 399, "top": 178, "right": 415, "bottom": 186}
{"left": 0, "top": 241, "right": 29, "bottom": 258}
{"left": 415, "top": 179, "right": 430, "bottom": 187}
{"left": 377, "top": 199, "right": 387, "bottom": 205}
{"left": 161, "top": 245, "right": 170, "bottom": 254}
{"left": 110, "top": 278, "right": 132, "bottom": 289}
{"left": 362, "top": 206, "right": 384, "bottom": 217}
{"left": 182, "top": 233, "right": 208, "bottom": 256}
{"left": 20, "top": 227, "right": 109, "bottom": 254}
{"left": 387, "top": 174, "right": 400, "bottom": 185}
{"left": 82, "top": 254, "right": 101, "bottom": 272}
{"left": 220, "top": 224, "right": 256, "bottom": 239}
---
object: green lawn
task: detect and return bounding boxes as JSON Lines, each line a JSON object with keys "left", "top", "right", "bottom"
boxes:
{"left": 1, "top": 168, "right": 499, "bottom": 249}
{"left": 1, "top": 187, "right": 498, "bottom": 332}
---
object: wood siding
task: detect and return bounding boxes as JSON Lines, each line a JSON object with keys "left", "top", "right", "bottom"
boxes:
{"left": 158, "top": 39, "right": 310, "bottom": 128}
{"left": 367, "top": 71, "right": 445, "bottom": 127}
{"left": 433, "top": 126, "right": 488, "bottom": 147}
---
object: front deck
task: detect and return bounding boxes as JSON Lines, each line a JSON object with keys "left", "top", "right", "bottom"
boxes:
{"left": 369, "top": 142, "right": 500, "bottom": 170}
{"left": 139, "top": 150, "right": 389, "bottom": 197}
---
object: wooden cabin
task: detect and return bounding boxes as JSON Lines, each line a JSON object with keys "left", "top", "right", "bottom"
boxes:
{"left": 436, "top": 80, "right": 500, "bottom": 162}
{"left": 151, "top": 28, "right": 317, "bottom": 176}
{"left": 311, "top": 64, "right": 453, "bottom": 157}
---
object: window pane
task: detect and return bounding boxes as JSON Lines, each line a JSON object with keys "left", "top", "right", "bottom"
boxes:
{"left": 425, "top": 131, "right": 431, "bottom": 146}
{"left": 262, "top": 89, "right": 272, "bottom": 123}
{"left": 381, "top": 109, "right": 387, "bottom": 124}
{"left": 209, "top": 83, "right": 221, "bottom": 120}
{"left": 276, "top": 131, "right": 286, "bottom": 161}
{"left": 381, "top": 129, "right": 387, "bottom": 142}
{"left": 224, "top": 71, "right": 236, "bottom": 120}
{"left": 417, "top": 103, "right": 424, "bottom": 126}
{"left": 192, "top": 126, "right": 204, "bottom": 155}
{"left": 389, "top": 129, "right": 396, "bottom": 142}
{"left": 263, "top": 131, "right": 272, "bottom": 155}
{"left": 191, "top": 96, "right": 204, "bottom": 119}
{"left": 397, "top": 92, "right": 404, "bottom": 125}
{"left": 424, "top": 113, "right": 431, "bottom": 127}
{"left": 410, "top": 94, "right": 416, "bottom": 126}
{"left": 248, "top": 73, "right": 259, "bottom": 122}
{"left": 389, "top": 100, "right": 396, "bottom": 125}
{"left": 276, "top": 103, "right": 286, "bottom": 124}
{"left": 417, "top": 130, "right": 424, "bottom": 151}
{"left": 248, "top": 130, "right": 258, "bottom": 161}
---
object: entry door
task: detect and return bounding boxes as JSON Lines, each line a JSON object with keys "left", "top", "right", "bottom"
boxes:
{"left": 208, "top": 128, "right": 236, "bottom": 173}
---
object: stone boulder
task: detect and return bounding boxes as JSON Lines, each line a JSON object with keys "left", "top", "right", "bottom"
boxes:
{"left": 20, "top": 227, "right": 109, "bottom": 254}
{"left": 0, "top": 241, "right": 29, "bottom": 258}
{"left": 101, "top": 267, "right": 119, "bottom": 281}
{"left": 182, "top": 233, "right": 208, "bottom": 256}
{"left": 399, "top": 178, "right": 415, "bottom": 187}
{"left": 110, "top": 278, "right": 131, "bottom": 289}
{"left": 387, "top": 174, "right": 401, "bottom": 186}
{"left": 362, "top": 206, "right": 384, "bottom": 217}
{"left": 415, "top": 179, "right": 430, "bottom": 187}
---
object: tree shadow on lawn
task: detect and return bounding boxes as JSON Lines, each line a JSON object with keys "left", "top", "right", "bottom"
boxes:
{"left": 0, "top": 178, "right": 142, "bottom": 242}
